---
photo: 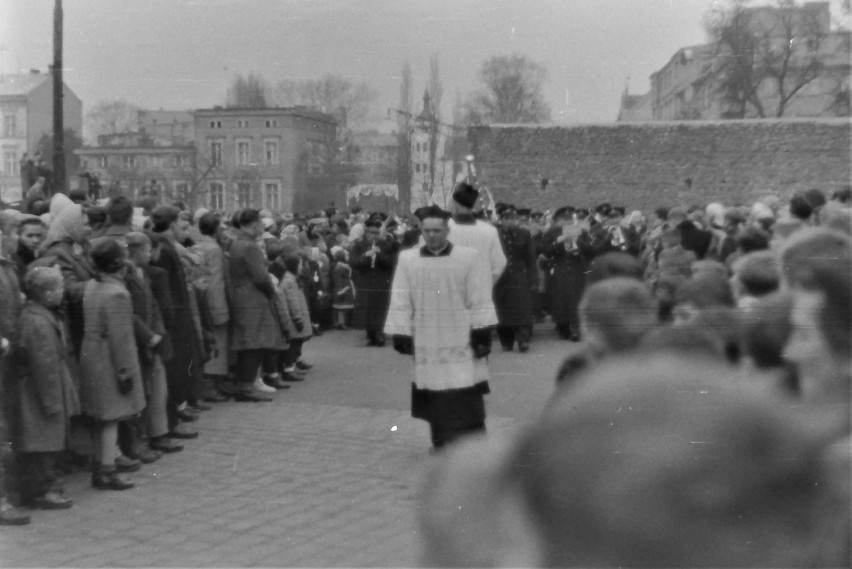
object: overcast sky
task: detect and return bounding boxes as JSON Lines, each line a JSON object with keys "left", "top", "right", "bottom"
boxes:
{"left": 2, "top": 0, "right": 843, "bottom": 129}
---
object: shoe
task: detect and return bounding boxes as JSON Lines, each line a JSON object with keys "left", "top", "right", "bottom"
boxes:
{"left": 189, "top": 401, "right": 212, "bottom": 412}
{"left": 115, "top": 455, "right": 142, "bottom": 473}
{"left": 569, "top": 333, "right": 580, "bottom": 342}
{"left": 253, "top": 377, "right": 276, "bottom": 393}
{"left": 29, "top": 491, "right": 73, "bottom": 510}
{"left": 233, "top": 390, "right": 274, "bottom": 402}
{"left": 501, "top": 344, "right": 514, "bottom": 352}
{"left": 92, "top": 470, "right": 134, "bottom": 491}
{"left": 518, "top": 342, "right": 530, "bottom": 353}
{"left": 204, "top": 391, "right": 230, "bottom": 403}
{"left": 295, "top": 360, "right": 313, "bottom": 371}
{"left": 150, "top": 437, "right": 183, "bottom": 453}
{"left": 0, "top": 498, "right": 31, "bottom": 525}
{"left": 176, "top": 407, "right": 200, "bottom": 422}
{"left": 375, "top": 334, "right": 386, "bottom": 347}
{"left": 280, "top": 371, "right": 305, "bottom": 383}
{"left": 130, "top": 448, "right": 162, "bottom": 464}
{"left": 263, "top": 375, "right": 292, "bottom": 390}
{"left": 168, "top": 423, "right": 199, "bottom": 439}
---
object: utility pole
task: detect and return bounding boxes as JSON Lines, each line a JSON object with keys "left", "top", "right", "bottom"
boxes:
{"left": 52, "top": 0, "right": 65, "bottom": 194}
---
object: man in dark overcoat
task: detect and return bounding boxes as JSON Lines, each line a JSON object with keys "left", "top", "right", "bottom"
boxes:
{"left": 540, "top": 207, "right": 596, "bottom": 341}
{"left": 494, "top": 205, "right": 538, "bottom": 352}
{"left": 149, "top": 206, "right": 204, "bottom": 438}
{"left": 350, "top": 214, "right": 399, "bottom": 346}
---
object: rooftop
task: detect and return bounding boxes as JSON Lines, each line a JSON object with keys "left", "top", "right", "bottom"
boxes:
{"left": 194, "top": 106, "right": 337, "bottom": 124}
{"left": 0, "top": 71, "right": 49, "bottom": 97}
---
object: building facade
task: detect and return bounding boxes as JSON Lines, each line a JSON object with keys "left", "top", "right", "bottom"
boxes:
{"left": 618, "top": 2, "right": 850, "bottom": 121}
{"left": 193, "top": 107, "right": 337, "bottom": 214}
{"left": 0, "top": 70, "right": 83, "bottom": 202}
{"left": 76, "top": 132, "right": 197, "bottom": 205}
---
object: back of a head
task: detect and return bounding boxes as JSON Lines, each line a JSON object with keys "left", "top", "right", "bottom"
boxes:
{"left": 579, "top": 277, "right": 657, "bottom": 353}
{"left": 511, "top": 354, "right": 847, "bottom": 567}
{"left": 675, "top": 273, "right": 735, "bottom": 309}
{"left": 780, "top": 227, "right": 852, "bottom": 289}
{"left": 736, "top": 225, "right": 770, "bottom": 254}
{"left": 587, "top": 252, "right": 643, "bottom": 284}
{"left": 106, "top": 196, "right": 133, "bottom": 226}
{"left": 733, "top": 250, "right": 779, "bottom": 297}
{"left": 742, "top": 290, "right": 794, "bottom": 369}
{"left": 198, "top": 212, "right": 220, "bottom": 237}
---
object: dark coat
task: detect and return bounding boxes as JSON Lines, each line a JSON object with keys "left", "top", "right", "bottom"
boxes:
{"left": 78, "top": 277, "right": 146, "bottom": 422}
{"left": 494, "top": 225, "right": 538, "bottom": 327}
{"left": 143, "top": 265, "right": 174, "bottom": 362}
{"left": 279, "top": 272, "right": 313, "bottom": 340}
{"left": 124, "top": 265, "right": 166, "bottom": 371}
{"left": 1, "top": 261, "right": 24, "bottom": 442}
{"left": 12, "top": 302, "right": 80, "bottom": 452}
{"left": 228, "top": 233, "right": 286, "bottom": 351}
{"left": 591, "top": 224, "right": 641, "bottom": 257}
{"left": 541, "top": 226, "right": 595, "bottom": 327}
{"left": 350, "top": 235, "right": 399, "bottom": 331}
{"left": 150, "top": 236, "right": 205, "bottom": 397}
{"left": 34, "top": 240, "right": 96, "bottom": 357}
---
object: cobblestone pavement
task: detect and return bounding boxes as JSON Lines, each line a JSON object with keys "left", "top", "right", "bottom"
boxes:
{"left": 0, "top": 326, "right": 569, "bottom": 567}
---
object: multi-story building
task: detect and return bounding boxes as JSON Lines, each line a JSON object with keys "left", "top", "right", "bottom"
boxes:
{"left": 75, "top": 132, "right": 197, "bottom": 205}
{"left": 352, "top": 130, "right": 397, "bottom": 185}
{"left": 193, "top": 107, "right": 337, "bottom": 214}
{"left": 138, "top": 110, "right": 195, "bottom": 146}
{"left": 0, "top": 69, "right": 83, "bottom": 202}
{"left": 618, "top": 2, "right": 850, "bottom": 121}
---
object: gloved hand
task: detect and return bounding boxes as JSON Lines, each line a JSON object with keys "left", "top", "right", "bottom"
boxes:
{"left": 470, "top": 328, "right": 493, "bottom": 359}
{"left": 294, "top": 319, "right": 305, "bottom": 333}
{"left": 392, "top": 335, "right": 414, "bottom": 356}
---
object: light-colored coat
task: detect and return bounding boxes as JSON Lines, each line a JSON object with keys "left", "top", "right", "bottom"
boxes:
{"left": 78, "top": 276, "right": 146, "bottom": 422}
{"left": 279, "top": 272, "right": 313, "bottom": 340}
{"left": 194, "top": 235, "right": 229, "bottom": 326}
{"left": 12, "top": 302, "right": 80, "bottom": 452}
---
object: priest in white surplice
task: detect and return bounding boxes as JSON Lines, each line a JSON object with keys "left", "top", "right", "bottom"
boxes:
{"left": 385, "top": 205, "right": 498, "bottom": 450}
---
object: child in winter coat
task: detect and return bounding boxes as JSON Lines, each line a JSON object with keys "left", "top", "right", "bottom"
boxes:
{"left": 278, "top": 254, "right": 313, "bottom": 382}
{"left": 331, "top": 247, "right": 355, "bottom": 330}
{"left": 14, "top": 266, "right": 80, "bottom": 509}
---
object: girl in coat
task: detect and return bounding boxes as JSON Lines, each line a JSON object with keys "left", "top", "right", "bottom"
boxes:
{"left": 330, "top": 247, "right": 355, "bottom": 330}
{"left": 14, "top": 266, "right": 80, "bottom": 509}
{"left": 278, "top": 254, "right": 313, "bottom": 382}
{"left": 78, "top": 240, "right": 146, "bottom": 491}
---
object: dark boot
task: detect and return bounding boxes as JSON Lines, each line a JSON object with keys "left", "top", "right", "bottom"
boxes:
{"left": 92, "top": 466, "right": 134, "bottom": 491}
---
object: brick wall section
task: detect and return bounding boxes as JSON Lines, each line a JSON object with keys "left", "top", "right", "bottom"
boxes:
{"left": 469, "top": 119, "right": 852, "bottom": 211}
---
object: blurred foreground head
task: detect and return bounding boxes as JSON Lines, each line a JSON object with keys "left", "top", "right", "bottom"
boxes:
{"left": 420, "top": 354, "right": 849, "bottom": 567}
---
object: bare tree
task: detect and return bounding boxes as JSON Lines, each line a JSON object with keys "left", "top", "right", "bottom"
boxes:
{"left": 272, "top": 74, "right": 376, "bottom": 126}
{"left": 427, "top": 54, "right": 443, "bottom": 194}
{"left": 84, "top": 99, "right": 138, "bottom": 142}
{"left": 397, "top": 62, "right": 414, "bottom": 212}
{"left": 705, "top": 0, "right": 829, "bottom": 118}
{"left": 225, "top": 72, "right": 268, "bottom": 108}
{"left": 465, "top": 54, "right": 551, "bottom": 124}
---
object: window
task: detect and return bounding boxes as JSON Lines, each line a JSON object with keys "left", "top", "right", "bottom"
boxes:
{"left": 237, "top": 182, "right": 251, "bottom": 208}
{"left": 264, "top": 182, "right": 280, "bottom": 211}
{"left": 307, "top": 141, "right": 326, "bottom": 175}
{"left": 265, "top": 119, "right": 278, "bottom": 128}
{"left": 97, "top": 156, "right": 108, "bottom": 169}
{"left": 172, "top": 181, "right": 189, "bottom": 202}
{"left": 209, "top": 120, "right": 222, "bottom": 129}
{"left": 236, "top": 139, "right": 251, "bottom": 166}
{"left": 415, "top": 164, "right": 421, "bottom": 173}
{"left": 3, "top": 115, "right": 17, "bottom": 137}
{"left": 237, "top": 119, "right": 249, "bottom": 128}
{"left": 210, "top": 140, "right": 223, "bottom": 166}
{"left": 173, "top": 154, "right": 185, "bottom": 168}
{"left": 3, "top": 148, "right": 16, "bottom": 175}
{"left": 122, "top": 155, "right": 135, "bottom": 168}
{"left": 264, "top": 139, "right": 279, "bottom": 165}
{"left": 209, "top": 182, "right": 225, "bottom": 210}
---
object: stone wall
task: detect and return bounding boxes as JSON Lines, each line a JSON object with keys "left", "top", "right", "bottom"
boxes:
{"left": 468, "top": 119, "right": 851, "bottom": 211}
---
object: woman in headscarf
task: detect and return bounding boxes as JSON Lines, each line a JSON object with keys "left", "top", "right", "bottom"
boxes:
{"left": 34, "top": 194, "right": 95, "bottom": 357}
